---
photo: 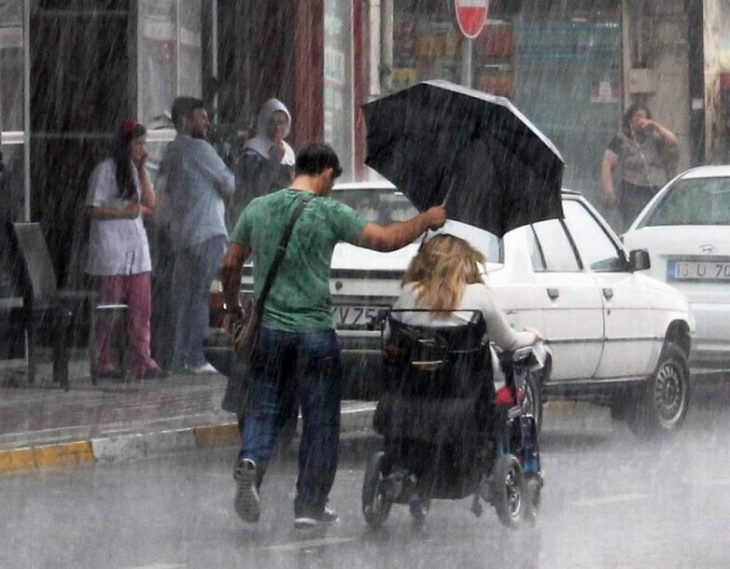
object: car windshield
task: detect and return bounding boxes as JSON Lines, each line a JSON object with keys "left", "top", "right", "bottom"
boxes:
{"left": 644, "top": 177, "right": 730, "bottom": 227}
{"left": 333, "top": 187, "right": 501, "bottom": 262}
{"left": 334, "top": 187, "right": 420, "bottom": 225}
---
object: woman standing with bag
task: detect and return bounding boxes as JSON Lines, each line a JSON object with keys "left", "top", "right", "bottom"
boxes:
{"left": 85, "top": 120, "right": 167, "bottom": 380}
{"left": 601, "top": 104, "right": 679, "bottom": 227}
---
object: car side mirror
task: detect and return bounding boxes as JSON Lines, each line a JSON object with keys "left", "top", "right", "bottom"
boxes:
{"left": 629, "top": 249, "right": 651, "bottom": 272}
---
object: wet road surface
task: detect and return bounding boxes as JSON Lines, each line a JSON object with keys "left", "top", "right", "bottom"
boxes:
{"left": 2, "top": 384, "right": 730, "bottom": 569}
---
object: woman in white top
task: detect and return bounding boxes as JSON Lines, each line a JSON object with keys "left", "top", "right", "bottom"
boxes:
{"left": 86, "top": 120, "right": 166, "bottom": 380}
{"left": 392, "top": 234, "right": 538, "bottom": 353}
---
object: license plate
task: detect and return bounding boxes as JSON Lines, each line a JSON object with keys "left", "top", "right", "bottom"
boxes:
{"left": 668, "top": 260, "right": 730, "bottom": 281}
{"left": 331, "top": 305, "right": 383, "bottom": 327}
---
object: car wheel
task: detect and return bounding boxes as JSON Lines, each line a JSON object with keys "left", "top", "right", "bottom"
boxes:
{"left": 627, "top": 342, "right": 690, "bottom": 437}
{"left": 524, "top": 372, "right": 543, "bottom": 433}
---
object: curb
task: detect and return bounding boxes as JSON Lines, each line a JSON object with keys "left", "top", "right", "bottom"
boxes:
{"left": 0, "top": 404, "right": 377, "bottom": 475}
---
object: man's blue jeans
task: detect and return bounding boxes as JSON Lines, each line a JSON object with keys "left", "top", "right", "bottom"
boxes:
{"left": 240, "top": 326, "right": 343, "bottom": 518}
{"left": 171, "top": 236, "right": 226, "bottom": 370}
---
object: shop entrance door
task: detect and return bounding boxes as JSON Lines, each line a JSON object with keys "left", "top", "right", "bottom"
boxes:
{"left": 0, "top": 0, "right": 28, "bottom": 224}
{"left": 0, "top": 0, "right": 29, "bottom": 358}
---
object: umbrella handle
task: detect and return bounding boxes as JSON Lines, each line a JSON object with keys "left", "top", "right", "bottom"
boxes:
{"left": 418, "top": 230, "right": 430, "bottom": 252}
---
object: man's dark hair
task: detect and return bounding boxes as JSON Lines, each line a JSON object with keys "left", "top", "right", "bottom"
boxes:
{"left": 295, "top": 143, "right": 343, "bottom": 178}
{"left": 171, "top": 96, "right": 205, "bottom": 130}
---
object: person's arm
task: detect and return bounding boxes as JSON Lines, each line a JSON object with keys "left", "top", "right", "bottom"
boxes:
{"left": 601, "top": 149, "right": 619, "bottom": 208}
{"left": 645, "top": 119, "right": 679, "bottom": 147}
{"left": 194, "top": 141, "right": 236, "bottom": 198}
{"left": 86, "top": 161, "right": 141, "bottom": 220}
{"left": 480, "top": 288, "right": 537, "bottom": 351}
{"left": 221, "top": 242, "right": 251, "bottom": 316}
{"left": 87, "top": 203, "right": 141, "bottom": 220}
{"left": 138, "top": 165, "right": 156, "bottom": 208}
{"left": 355, "top": 205, "right": 447, "bottom": 252}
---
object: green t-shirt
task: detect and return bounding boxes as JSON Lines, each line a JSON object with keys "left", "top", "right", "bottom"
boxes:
{"left": 230, "top": 188, "right": 368, "bottom": 332}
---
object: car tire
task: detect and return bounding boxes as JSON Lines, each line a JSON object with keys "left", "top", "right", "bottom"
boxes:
{"left": 626, "top": 342, "right": 690, "bottom": 437}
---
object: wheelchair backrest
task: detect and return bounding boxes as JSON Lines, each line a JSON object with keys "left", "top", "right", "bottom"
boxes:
{"left": 382, "top": 309, "right": 490, "bottom": 397}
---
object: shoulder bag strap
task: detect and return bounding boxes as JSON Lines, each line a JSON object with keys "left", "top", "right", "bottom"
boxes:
{"left": 256, "top": 193, "right": 313, "bottom": 310}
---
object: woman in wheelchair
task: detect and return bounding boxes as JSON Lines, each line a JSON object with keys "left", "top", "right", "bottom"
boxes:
{"left": 392, "top": 233, "right": 539, "bottom": 351}
{"left": 389, "top": 233, "right": 541, "bottom": 443}
{"left": 363, "top": 234, "right": 543, "bottom": 527}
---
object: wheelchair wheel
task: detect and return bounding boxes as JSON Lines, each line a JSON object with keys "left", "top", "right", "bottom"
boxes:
{"left": 524, "top": 372, "right": 543, "bottom": 433}
{"left": 408, "top": 497, "right": 430, "bottom": 524}
{"left": 524, "top": 476, "right": 542, "bottom": 524}
{"left": 362, "top": 451, "right": 392, "bottom": 528}
{"left": 492, "top": 454, "right": 526, "bottom": 528}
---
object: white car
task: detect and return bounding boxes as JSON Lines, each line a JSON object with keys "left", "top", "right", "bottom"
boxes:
{"left": 208, "top": 182, "right": 694, "bottom": 436}
{"left": 328, "top": 182, "right": 694, "bottom": 435}
{"left": 622, "top": 166, "right": 730, "bottom": 378}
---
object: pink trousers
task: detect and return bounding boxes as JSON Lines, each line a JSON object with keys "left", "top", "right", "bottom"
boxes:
{"left": 94, "top": 273, "right": 159, "bottom": 377}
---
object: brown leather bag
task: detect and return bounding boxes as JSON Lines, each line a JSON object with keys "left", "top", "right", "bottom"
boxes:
{"left": 221, "top": 194, "right": 312, "bottom": 414}
{"left": 231, "top": 296, "right": 260, "bottom": 357}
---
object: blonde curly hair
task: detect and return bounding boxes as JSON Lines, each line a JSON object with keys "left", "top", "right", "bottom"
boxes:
{"left": 403, "top": 234, "right": 485, "bottom": 311}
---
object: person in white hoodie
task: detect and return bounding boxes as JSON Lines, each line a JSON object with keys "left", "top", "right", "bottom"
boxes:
{"left": 229, "top": 98, "right": 295, "bottom": 226}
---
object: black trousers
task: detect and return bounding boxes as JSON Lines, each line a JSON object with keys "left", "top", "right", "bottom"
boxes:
{"left": 619, "top": 181, "right": 659, "bottom": 227}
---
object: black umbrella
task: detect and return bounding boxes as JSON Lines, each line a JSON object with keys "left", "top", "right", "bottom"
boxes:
{"left": 362, "top": 80, "right": 565, "bottom": 237}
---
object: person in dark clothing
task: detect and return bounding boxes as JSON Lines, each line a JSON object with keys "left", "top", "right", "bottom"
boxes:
{"left": 601, "top": 103, "right": 679, "bottom": 227}
{"left": 228, "top": 98, "right": 295, "bottom": 227}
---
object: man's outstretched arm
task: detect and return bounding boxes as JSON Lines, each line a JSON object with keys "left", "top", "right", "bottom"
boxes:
{"left": 355, "top": 205, "right": 447, "bottom": 252}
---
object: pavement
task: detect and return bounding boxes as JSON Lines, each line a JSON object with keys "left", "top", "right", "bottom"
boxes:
{"left": 0, "top": 350, "right": 376, "bottom": 475}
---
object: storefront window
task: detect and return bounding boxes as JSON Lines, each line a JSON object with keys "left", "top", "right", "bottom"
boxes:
{"left": 1, "top": 0, "right": 26, "bottom": 326}
{"left": 323, "top": 0, "right": 353, "bottom": 177}
{"left": 391, "top": 1, "right": 621, "bottom": 212}
{"left": 512, "top": 6, "right": 621, "bottom": 203}
{"left": 139, "top": 0, "right": 202, "bottom": 126}
{"left": 392, "top": 2, "right": 514, "bottom": 96}
{"left": 0, "top": 0, "right": 26, "bottom": 224}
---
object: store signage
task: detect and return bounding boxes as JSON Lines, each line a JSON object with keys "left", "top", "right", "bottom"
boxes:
{"left": 454, "top": 0, "right": 489, "bottom": 39}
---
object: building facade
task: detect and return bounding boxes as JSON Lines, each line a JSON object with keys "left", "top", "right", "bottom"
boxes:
{"left": 1, "top": 0, "right": 729, "bottom": 306}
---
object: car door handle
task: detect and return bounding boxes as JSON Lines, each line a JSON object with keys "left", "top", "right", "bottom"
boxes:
{"left": 602, "top": 288, "right": 614, "bottom": 300}
{"left": 546, "top": 287, "right": 559, "bottom": 300}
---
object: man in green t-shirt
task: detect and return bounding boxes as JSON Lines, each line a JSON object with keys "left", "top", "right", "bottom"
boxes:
{"left": 221, "top": 143, "right": 446, "bottom": 528}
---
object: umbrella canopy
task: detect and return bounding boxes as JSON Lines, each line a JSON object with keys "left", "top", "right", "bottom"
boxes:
{"left": 362, "top": 80, "right": 565, "bottom": 237}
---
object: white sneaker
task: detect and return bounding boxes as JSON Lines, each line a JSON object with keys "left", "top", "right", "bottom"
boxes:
{"left": 294, "top": 506, "right": 339, "bottom": 529}
{"left": 234, "top": 459, "right": 260, "bottom": 523}
{"left": 189, "top": 363, "right": 219, "bottom": 375}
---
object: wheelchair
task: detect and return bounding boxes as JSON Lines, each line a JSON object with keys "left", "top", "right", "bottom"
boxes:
{"left": 361, "top": 309, "right": 544, "bottom": 529}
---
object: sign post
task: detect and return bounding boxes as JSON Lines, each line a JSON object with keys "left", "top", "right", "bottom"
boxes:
{"left": 454, "top": 0, "right": 489, "bottom": 88}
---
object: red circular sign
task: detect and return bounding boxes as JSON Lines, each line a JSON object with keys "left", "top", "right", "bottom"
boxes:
{"left": 454, "top": 0, "right": 489, "bottom": 39}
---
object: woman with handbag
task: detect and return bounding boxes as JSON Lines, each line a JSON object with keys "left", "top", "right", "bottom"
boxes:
{"left": 601, "top": 104, "right": 679, "bottom": 228}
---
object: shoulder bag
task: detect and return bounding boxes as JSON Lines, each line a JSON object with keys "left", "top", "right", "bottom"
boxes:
{"left": 221, "top": 193, "right": 313, "bottom": 414}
